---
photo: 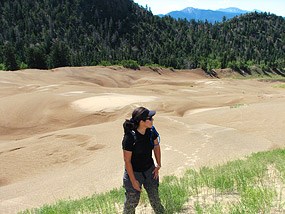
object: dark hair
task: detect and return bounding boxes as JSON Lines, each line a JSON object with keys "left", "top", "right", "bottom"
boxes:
{"left": 123, "top": 107, "right": 148, "bottom": 133}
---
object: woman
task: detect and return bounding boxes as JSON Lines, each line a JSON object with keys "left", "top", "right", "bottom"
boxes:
{"left": 122, "top": 107, "right": 165, "bottom": 214}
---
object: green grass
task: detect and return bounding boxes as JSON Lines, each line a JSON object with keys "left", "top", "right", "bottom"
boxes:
{"left": 273, "top": 84, "right": 285, "bottom": 89}
{"left": 145, "top": 63, "right": 165, "bottom": 68}
{"left": 20, "top": 149, "right": 285, "bottom": 214}
{"left": 232, "top": 73, "right": 285, "bottom": 81}
{"left": 20, "top": 188, "right": 125, "bottom": 214}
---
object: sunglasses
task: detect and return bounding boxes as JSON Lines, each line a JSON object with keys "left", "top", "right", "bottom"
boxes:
{"left": 146, "top": 116, "right": 153, "bottom": 121}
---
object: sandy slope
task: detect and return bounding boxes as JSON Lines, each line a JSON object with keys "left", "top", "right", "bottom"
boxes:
{"left": 0, "top": 66, "right": 285, "bottom": 213}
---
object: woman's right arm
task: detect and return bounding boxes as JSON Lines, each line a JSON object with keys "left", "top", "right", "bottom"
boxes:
{"left": 123, "top": 150, "right": 141, "bottom": 192}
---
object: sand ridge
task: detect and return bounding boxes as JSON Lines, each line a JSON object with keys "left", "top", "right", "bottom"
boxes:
{"left": 0, "top": 66, "right": 285, "bottom": 213}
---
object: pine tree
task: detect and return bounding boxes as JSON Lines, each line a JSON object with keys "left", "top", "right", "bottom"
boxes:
{"left": 48, "top": 40, "right": 70, "bottom": 68}
{"left": 26, "top": 44, "right": 47, "bottom": 69}
{"left": 3, "top": 42, "right": 19, "bottom": 71}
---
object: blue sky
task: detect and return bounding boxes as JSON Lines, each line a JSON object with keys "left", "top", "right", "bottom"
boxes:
{"left": 133, "top": 0, "right": 285, "bottom": 16}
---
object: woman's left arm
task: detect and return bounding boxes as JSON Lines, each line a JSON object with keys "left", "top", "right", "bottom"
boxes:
{"left": 152, "top": 138, "right": 161, "bottom": 179}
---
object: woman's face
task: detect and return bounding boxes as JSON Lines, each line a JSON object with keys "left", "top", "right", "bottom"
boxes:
{"left": 143, "top": 116, "right": 154, "bottom": 128}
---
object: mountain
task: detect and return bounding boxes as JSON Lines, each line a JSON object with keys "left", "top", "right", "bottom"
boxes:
{"left": 160, "top": 7, "right": 259, "bottom": 23}
{"left": 0, "top": 0, "right": 284, "bottom": 73}
{"left": 217, "top": 7, "right": 248, "bottom": 14}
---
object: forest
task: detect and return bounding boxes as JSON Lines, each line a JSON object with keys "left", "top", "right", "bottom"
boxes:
{"left": 0, "top": 0, "right": 284, "bottom": 73}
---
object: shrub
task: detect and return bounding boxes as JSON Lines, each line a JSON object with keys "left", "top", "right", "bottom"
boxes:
{"left": 228, "top": 61, "right": 239, "bottom": 70}
{"left": 207, "top": 58, "right": 222, "bottom": 71}
{"left": 91, "top": 61, "right": 98, "bottom": 66}
{"left": 120, "top": 60, "right": 140, "bottom": 70}
{"left": 98, "top": 60, "right": 112, "bottom": 66}
{"left": 0, "top": 63, "right": 6, "bottom": 70}
{"left": 20, "top": 62, "right": 28, "bottom": 69}
{"left": 145, "top": 63, "right": 161, "bottom": 68}
{"left": 259, "top": 62, "right": 269, "bottom": 71}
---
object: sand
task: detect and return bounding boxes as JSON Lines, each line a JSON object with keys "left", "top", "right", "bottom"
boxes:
{"left": 0, "top": 66, "right": 285, "bottom": 213}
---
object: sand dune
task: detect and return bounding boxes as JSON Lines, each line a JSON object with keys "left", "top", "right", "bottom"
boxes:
{"left": 71, "top": 93, "right": 157, "bottom": 113}
{"left": 0, "top": 66, "right": 285, "bottom": 213}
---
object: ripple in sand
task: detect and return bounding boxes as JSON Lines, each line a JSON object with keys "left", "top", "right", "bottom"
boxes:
{"left": 59, "top": 91, "right": 87, "bottom": 96}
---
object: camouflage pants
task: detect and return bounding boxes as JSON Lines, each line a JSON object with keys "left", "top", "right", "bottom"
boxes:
{"left": 123, "top": 165, "right": 165, "bottom": 214}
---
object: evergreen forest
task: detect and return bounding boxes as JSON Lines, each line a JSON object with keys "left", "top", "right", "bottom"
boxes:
{"left": 0, "top": 0, "right": 284, "bottom": 73}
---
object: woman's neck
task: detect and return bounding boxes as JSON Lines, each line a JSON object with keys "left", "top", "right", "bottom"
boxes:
{"left": 137, "top": 126, "right": 146, "bottom": 135}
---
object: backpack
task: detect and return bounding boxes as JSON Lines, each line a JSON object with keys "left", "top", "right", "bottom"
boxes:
{"left": 130, "top": 126, "right": 160, "bottom": 147}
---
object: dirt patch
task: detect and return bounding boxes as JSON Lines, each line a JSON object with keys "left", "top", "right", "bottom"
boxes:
{"left": 86, "top": 144, "right": 105, "bottom": 151}
{"left": 0, "top": 178, "right": 10, "bottom": 187}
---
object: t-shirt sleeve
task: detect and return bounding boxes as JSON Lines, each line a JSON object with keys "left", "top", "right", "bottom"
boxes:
{"left": 151, "top": 128, "right": 159, "bottom": 141}
{"left": 122, "top": 133, "right": 135, "bottom": 151}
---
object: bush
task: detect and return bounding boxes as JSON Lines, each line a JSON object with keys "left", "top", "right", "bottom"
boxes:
{"left": 98, "top": 60, "right": 112, "bottom": 66}
{"left": 207, "top": 58, "right": 222, "bottom": 71}
{"left": 227, "top": 61, "right": 239, "bottom": 70}
{"left": 249, "top": 65, "right": 263, "bottom": 75}
{"left": 145, "top": 63, "right": 161, "bottom": 68}
{"left": 120, "top": 60, "right": 140, "bottom": 70}
{"left": 20, "top": 62, "right": 28, "bottom": 69}
{"left": 91, "top": 61, "right": 98, "bottom": 66}
{"left": 0, "top": 63, "right": 6, "bottom": 70}
{"left": 259, "top": 62, "right": 269, "bottom": 71}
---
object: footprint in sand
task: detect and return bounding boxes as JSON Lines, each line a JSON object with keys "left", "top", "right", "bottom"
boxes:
{"left": 164, "top": 142, "right": 200, "bottom": 174}
{"left": 165, "top": 117, "right": 191, "bottom": 129}
{"left": 163, "top": 117, "right": 213, "bottom": 173}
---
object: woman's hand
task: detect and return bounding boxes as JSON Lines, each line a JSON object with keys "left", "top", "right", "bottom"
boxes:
{"left": 152, "top": 165, "right": 161, "bottom": 180}
{"left": 132, "top": 180, "right": 141, "bottom": 192}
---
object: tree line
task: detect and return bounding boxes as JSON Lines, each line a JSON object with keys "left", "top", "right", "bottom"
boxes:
{"left": 0, "top": 0, "right": 284, "bottom": 74}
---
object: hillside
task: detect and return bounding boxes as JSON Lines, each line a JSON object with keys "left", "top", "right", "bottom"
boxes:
{"left": 0, "top": 0, "right": 284, "bottom": 74}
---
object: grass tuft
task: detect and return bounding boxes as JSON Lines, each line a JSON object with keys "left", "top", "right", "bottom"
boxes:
{"left": 230, "top": 103, "right": 247, "bottom": 108}
{"left": 273, "top": 84, "right": 285, "bottom": 89}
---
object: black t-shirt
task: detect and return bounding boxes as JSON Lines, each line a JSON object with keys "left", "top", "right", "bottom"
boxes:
{"left": 122, "top": 128, "right": 158, "bottom": 172}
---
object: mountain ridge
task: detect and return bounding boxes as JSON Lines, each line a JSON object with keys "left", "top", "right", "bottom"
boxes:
{"left": 217, "top": 7, "right": 249, "bottom": 14}
{"left": 159, "top": 7, "right": 264, "bottom": 22}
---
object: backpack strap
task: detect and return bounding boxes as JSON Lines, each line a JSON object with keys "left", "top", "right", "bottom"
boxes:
{"left": 130, "top": 130, "right": 136, "bottom": 146}
{"left": 131, "top": 127, "right": 160, "bottom": 147}
{"left": 150, "top": 126, "right": 160, "bottom": 147}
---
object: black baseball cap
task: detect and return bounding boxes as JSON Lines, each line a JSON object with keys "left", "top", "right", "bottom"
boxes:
{"left": 132, "top": 107, "right": 156, "bottom": 122}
